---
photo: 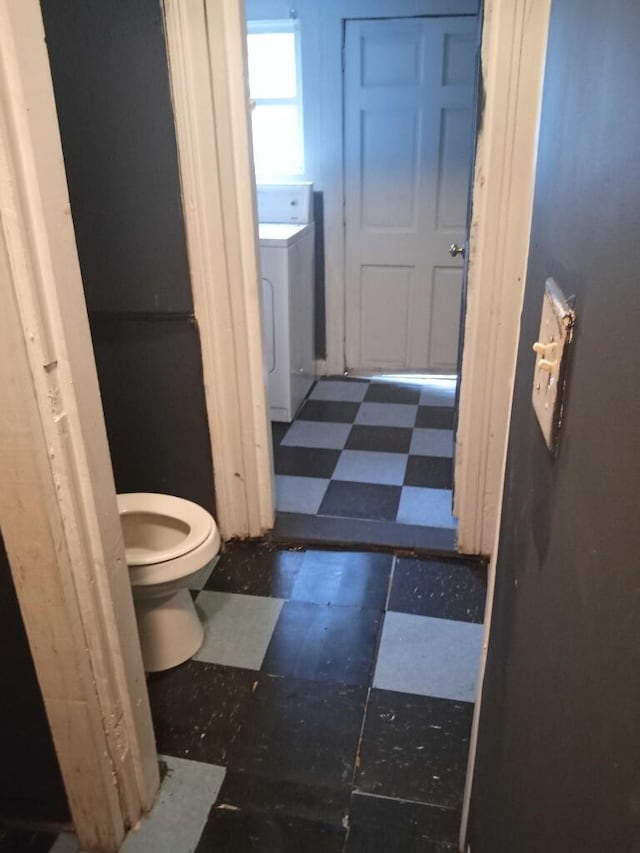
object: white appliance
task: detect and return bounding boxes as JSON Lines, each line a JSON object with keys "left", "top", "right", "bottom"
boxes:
{"left": 257, "top": 183, "right": 315, "bottom": 422}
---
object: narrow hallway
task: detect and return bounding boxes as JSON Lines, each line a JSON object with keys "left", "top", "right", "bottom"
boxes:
{"left": 28, "top": 543, "right": 486, "bottom": 852}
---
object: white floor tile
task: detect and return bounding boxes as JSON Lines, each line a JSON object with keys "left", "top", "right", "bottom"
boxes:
{"left": 374, "top": 612, "right": 483, "bottom": 702}
{"left": 275, "top": 474, "right": 329, "bottom": 514}
{"left": 123, "top": 756, "right": 225, "bottom": 852}
{"left": 51, "top": 756, "right": 225, "bottom": 853}
{"left": 309, "top": 380, "right": 369, "bottom": 402}
{"left": 355, "top": 402, "right": 418, "bottom": 428}
{"left": 332, "top": 450, "right": 407, "bottom": 486}
{"left": 419, "top": 380, "right": 457, "bottom": 406}
{"left": 194, "top": 590, "right": 284, "bottom": 670}
{"left": 281, "top": 420, "right": 351, "bottom": 449}
{"left": 409, "top": 428, "right": 455, "bottom": 458}
{"left": 396, "top": 487, "right": 457, "bottom": 528}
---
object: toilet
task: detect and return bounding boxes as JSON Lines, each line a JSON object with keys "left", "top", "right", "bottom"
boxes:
{"left": 117, "top": 493, "right": 221, "bottom": 673}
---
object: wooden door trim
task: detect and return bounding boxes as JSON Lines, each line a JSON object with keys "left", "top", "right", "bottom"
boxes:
{"left": 163, "top": 0, "right": 274, "bottom": 539}
{"left": 0, "top": 2, "right": 159, "bottom": 849}
{"left": 457, "top": 0, "right": 552, "bottom": 848}
{"left": 454, "top": 0, "right": 551, "bottom": 556}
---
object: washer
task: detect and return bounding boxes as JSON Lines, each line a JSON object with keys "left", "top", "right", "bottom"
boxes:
{"left": 257, "top": 184, "right": 315, "bottom": 422}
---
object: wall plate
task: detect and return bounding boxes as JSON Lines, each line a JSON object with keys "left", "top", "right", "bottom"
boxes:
{"left": 531, "top": 278, "right": 575, "bottom": 453}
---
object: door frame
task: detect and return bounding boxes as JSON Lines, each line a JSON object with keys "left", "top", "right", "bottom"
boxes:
{"left": 454, "top": 0, "right": 552, "bottom": 555}
{"left": 163, "top": 0, "right": 550, "bottom": 552}
{"left": 163, "top": 0, "right": 274, "bottom": 540}
{"left": 0, "top": 1, "right": 159, "bottom": 849}
{"left": 459, "top": 0, "right": 551, "bottom": 848}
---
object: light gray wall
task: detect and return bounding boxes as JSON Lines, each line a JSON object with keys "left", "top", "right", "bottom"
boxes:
{"left": 469, "top": 0, "right": 640, "bottom": 849}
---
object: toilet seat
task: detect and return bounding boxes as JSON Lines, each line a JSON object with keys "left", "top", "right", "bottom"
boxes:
{"left": 117, "top": 492, "right": 213, "bottom": 567}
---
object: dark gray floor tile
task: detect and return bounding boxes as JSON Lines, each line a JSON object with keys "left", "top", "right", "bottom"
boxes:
{"left": 211, "top": 768, "right": 350, "bottom": 828}
{"left": 291, "top": 549, "right": 393, "bottom": 609}
{"left": 318, "top": 481, "right": 401, "bottom": 522}
{"left": 195, "top": 805, "right": 346, "bottom": 853}
{"left": 204, "top": 542, "right": 304, "bottom": 598}
{"left": 319, "top": 376, "right": 369, "bottom": 384}
{"left": 271, "top": 421, "right": 288, "bottom": 448}
{"left": 355, "top": 690, "right": 473, "bottom": 808}
{"left": 364, "top": 383, "right": 421, "bottom": 404}
{"left": 415, "top": 406, "right": 455, "bottom": 430}
{"left": 345, "top": 792, "right": 460, "bottom": 852}
{"left": 262, "top": 602, "right": 382, "bottom": 687}
{"left": 345, "top": 425, "right": 413, "bottom": 453}
{"left": 404, "top": 456, "right": 453, "bottom": 489}
{"left": 272, "top": 513, "right": 457, "bottom": 554}
{"left": 297, "top": 400, "right": 361, "bottom": 423}
{"left": 147, "top": 661, "right": 256, "bottom": 764}
{"left": 0, "top": 825, "right": 57, "bottom": 853}
{"left": 388, "top": 557, "right": 487, "bottom": 622}
{"left": 228, "top": 676, "right": 367, "bottom": 790}
{"left": 274, "top": 445, "right": 340, "bottom": 478}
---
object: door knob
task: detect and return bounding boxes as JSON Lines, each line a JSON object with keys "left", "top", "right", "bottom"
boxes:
{"left": 449, "top": 243, "right": 465, "bottom": 258}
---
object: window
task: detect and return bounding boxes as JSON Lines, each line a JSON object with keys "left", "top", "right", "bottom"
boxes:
{"left": 247, "top": 21, "right": 304, "bottom": 177}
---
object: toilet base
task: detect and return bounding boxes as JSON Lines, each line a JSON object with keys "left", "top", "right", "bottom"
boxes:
{"left": 134, "top": 587, "right": 204, "bottom": 672}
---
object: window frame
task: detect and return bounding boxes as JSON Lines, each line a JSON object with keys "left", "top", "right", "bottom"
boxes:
{"left": 246, "top": 18, "right": 305, "bottom": 179}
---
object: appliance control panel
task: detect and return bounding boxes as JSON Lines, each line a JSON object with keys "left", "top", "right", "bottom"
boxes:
{"left": 256, "top": 183, "right": 313, "bottom": 225}
{"left": 531, "top": 278, "right": 575, "bottom": 453}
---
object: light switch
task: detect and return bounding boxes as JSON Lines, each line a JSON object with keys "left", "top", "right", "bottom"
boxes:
{"left": 531, "top": 278, "right": 575, "bottom": 453}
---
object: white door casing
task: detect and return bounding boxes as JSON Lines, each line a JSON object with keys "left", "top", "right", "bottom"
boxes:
{"left": 454, "top": 0, "right": 552, "bottom": 556}
{"left": 163, "top": 0, "right": 275, "bottom": 539}
{"left": 344, "top": 16, "right": 477, "bottom": 372}
{"left": 0, "top": 0, "right": 159, "bottom": 848}
{"left": 459, "top": 0, "right": 552, "bottom": 849}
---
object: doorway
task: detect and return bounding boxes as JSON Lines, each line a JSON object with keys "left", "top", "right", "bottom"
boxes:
{"left": 163, "top": 0, "right": 549, "bottom": 554}
{"left": 263, "top": 11, "right": 478, "bottom": 550}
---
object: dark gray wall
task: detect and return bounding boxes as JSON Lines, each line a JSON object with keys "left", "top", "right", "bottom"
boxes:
{"left": 40, "top": 0, "right": 215, "bottom": 513}
{"left": 0, "top": 536, "right": 69, "bottom": 822}
{"left": 469, "top": 2, "right": 640, "bottom": 851}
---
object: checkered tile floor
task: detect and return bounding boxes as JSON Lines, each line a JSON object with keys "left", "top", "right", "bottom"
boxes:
{"left": 21, "top": 544, "right": 486, "bottom": 853}
{"left": 272, "top": 377, "right": 458, "bottom": 551}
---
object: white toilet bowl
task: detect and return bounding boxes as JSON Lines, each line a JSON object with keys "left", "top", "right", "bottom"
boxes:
{"left": 117, "top": 493, "right": 221, "bottom": 672}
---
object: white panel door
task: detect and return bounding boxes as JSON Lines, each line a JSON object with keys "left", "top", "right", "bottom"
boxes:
{"left": 344, "top": 16, "right": 477, "bottom": 372}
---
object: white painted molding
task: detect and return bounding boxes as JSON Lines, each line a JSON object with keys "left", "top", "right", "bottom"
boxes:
{"left": 0, "top": 1, "right": 159, "bottom": 848}
{"left": 458, "top": 0, "right": 552, "bottom": 848}
{"left": 454, "top": 0, "right": 551, "bottom": 556}
{"left": 163, "top": 0, "right": 274, "bottom": 538}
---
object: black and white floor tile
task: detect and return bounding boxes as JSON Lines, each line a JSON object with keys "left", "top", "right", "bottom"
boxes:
{"left": 9, "top": 543, "right": 487, "bottom": 852}
{"left": 271, "top": 377, "right": 459, "bottom": 551}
